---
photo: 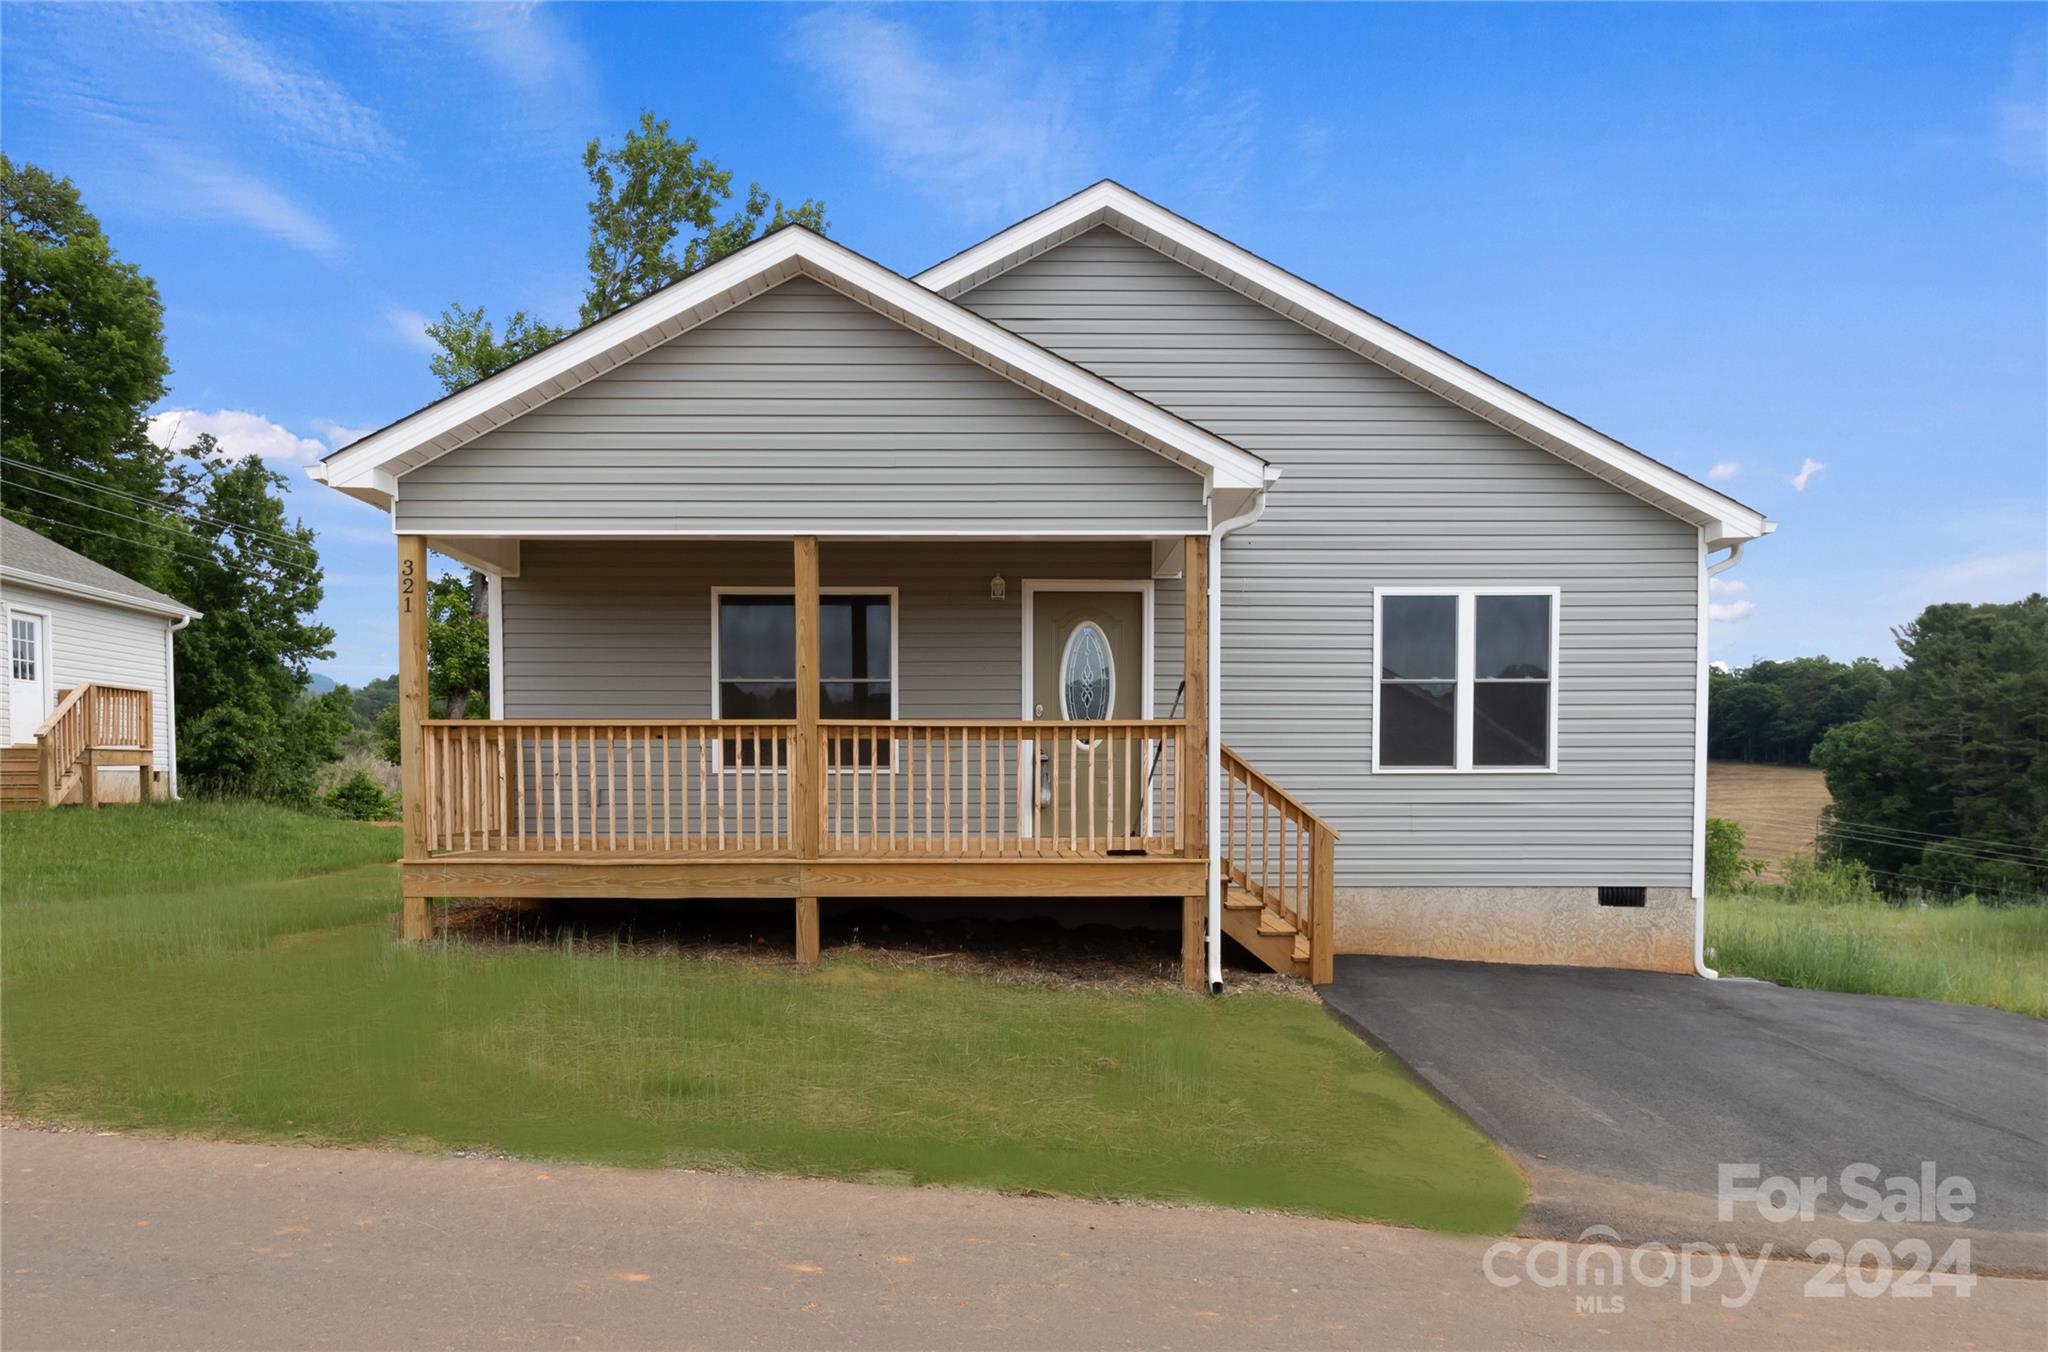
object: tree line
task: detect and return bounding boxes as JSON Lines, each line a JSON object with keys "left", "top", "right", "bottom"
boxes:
{"left": 1713, "top": 602, "right": 2048, "bottom": 899}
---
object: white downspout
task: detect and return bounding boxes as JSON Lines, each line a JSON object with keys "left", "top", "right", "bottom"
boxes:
{"left": 1207, "top": 480, "right": 1275, "bottom": 992}
{"left": 1693, "top": 537, "right": 1748, "bottom": 977}
{"left": 165, "top": 612, "right": 192, "bottom": 799}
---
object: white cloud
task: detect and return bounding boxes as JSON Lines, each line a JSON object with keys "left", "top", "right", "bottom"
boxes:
{"left": 384, "top": 308, "right": 438, "bottom": 355}
{"left": 156, "top": 151, "right": 343, "bottom": 259}
{"left": 148, "top": 409, "right": 329, "bottom": 467}
{"left": 1709, "top": 576, "right": 1749, "bottom": 597}
{"left": 308, "top": 419, "right": 380, "bottom": 452}
{"left": 1706, "top": 460, "right": 1742, "bottom": 482}
{"left": 1710, "top": 660, "right": 1732, "bottom": 674}
{"left": 139, "top": 3, "right": 396, "bottom": 163}
{"left": 789, "top": 9, "right": 1089, "bottom": 219}
{"left": 1709, "top": 600, "right": 1757, "bottom": 623}
{"left": 1787, "top": 457, "right": 1826, "bottom": 492}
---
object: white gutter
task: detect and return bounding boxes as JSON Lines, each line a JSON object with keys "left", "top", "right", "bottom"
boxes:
{"left": 1691, "top": 537, "right": 1749, "bottom": 978}
{"left": 1206, "top": 479, "right": 1276, "bottom": 991}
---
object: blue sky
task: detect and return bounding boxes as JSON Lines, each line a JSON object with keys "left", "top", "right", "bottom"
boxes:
{"left": 3, "top": 2, "right": 2042, "bottom": 684}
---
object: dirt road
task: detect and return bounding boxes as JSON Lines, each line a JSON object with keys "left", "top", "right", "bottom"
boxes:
{"left": 4, "top": 1128, "right": 2041, "bottom": 1350}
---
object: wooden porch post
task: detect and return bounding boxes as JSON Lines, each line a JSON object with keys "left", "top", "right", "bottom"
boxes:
{"left": 1181, "top": 535, "right": 1210, "bottom": 860}
{"left": 1182, "top": 895, "right": 1205, "bottom": 991}
{"left": 793, "top": 536, "right": 821, "bottom": 965}
{"left": 397, "top": 534, "right": 431, "bottom": 941}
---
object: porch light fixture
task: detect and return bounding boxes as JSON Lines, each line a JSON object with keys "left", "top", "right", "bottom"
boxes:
{"left": 989, "top": 575, "right": 1006, "bottom": 601}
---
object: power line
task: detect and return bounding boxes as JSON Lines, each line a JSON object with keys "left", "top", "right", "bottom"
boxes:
{"left": 0, "top": 454, "right": 310, "bottom": 552}
{"left": 5, "top": 509, "right": 318, "bottom": 586}
{"left": 1723, "top": 806, "right": 2048, "bottom": 863}
{"left": 2, "top": 478, "right": 320, "bottom": 576}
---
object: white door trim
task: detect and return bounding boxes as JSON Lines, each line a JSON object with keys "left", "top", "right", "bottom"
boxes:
{"left": 1018, "top": 579, "right": 1156, "bottom": 721}
{"left": 5, "top": 603, "right": 53, "bottom": 746}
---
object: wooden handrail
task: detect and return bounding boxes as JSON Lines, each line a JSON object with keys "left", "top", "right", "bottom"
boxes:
{"left": 33, "top": 682, "right": 153, "bottom": 808}
{"left": 1220, "top": 744, "right": 1337, "bottom": 984}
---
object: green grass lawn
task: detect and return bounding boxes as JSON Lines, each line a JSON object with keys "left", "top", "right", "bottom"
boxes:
{"left": 1, "top": 801, "right": 1524, "bottom": 1233}
{"left": 1708, "top": 891, "right": 2048, "bottom": 1019}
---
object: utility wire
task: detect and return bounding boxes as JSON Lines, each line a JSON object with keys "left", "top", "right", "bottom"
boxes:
{"left": 6, "top": 509, "right": 318, "bottom": 585}
{"left": 0, "top": 454, "right": 311, "bottom": 553}
{"left": 1721, "top": 805, "right": 2047, "bottom": 861}
{"left": 1, "top": 479, "right": 319, "bottom": 577}
{"left": 1729, "top": 810, "right": 2046, "bottom": 866}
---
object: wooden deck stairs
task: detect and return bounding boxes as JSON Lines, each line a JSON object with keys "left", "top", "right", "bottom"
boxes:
{"left": 1217, "top": 746, "right": 1337, "bottom": 984}
{"left": 1, "top": 683, "right": 156, "bottom": 811}
{"left": 0, "top": 744, "right": 40, "bottom": 811}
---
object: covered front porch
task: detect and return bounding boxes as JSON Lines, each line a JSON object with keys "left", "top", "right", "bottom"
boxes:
{"left": 395, "top": 533, "right": 1331, "bottom": 987}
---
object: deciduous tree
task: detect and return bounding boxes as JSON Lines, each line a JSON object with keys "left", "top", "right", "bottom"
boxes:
{"left": 0, "top": 156, "right": 176, "bottom": 584}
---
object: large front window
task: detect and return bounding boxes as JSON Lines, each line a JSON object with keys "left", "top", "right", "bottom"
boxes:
{"left": 716, "top": 591, "right": 894, "bottom": 763}
{"left": 1374, "top": 589, "right": 1555, "bottom": 772}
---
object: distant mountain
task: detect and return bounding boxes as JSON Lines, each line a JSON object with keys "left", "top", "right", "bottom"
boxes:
{"left": 307, "top": 671, "right": 342, "bottom": 694}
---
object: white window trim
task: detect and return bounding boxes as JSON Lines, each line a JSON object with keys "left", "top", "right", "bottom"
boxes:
{"left": 1371, "top": 586, "right": 1560, "bottom": 775}
{"left": 710, "top": 586, "right": 901, "bottom": 773}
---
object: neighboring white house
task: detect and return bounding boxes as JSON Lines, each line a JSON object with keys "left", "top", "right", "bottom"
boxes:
{"left": 0, "top": 517, "right": 198, "bottom": 798}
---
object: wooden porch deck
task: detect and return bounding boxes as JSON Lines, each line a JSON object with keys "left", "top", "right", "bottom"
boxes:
{"left": 393, "top": 534, "right": 1335, "bottom": 985}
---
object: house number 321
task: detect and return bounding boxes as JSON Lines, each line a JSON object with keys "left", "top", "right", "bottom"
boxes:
{"left": 401, "top": 556, "right": 416, "bottom": 613}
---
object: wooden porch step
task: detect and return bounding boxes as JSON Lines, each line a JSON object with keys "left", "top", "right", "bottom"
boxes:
{"left": 1219, "top": 884, "right": 1309, "bottom": 980}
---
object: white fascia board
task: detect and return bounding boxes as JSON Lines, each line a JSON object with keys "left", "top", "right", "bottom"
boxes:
{"left": 0, "top": 567, "right": 202, "bottom": 622}
{"left": 918, "top": 182, "right": 1767, "bottom": 540}
{"left": 318, "top": 227, "right": 1267, "bottom": 503}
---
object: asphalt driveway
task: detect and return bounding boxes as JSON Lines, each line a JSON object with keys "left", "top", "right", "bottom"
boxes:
{"left": 1322, "top": 957, "right": 2048, "bottom": 1273}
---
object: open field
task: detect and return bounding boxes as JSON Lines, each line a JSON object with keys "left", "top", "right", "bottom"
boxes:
{"left": 1707, "top": 891, "right": 2048, "bottom": 1018}
{"left": 0, "top": 801, "right": 1524, "bottom": 1234}
{"left": 1707, "top": 760, "right": 1833, "bottom": 876}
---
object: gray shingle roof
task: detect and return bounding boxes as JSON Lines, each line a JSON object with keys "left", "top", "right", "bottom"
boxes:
{"left": 0, "top": 516, "right": 199, "bottom": 618}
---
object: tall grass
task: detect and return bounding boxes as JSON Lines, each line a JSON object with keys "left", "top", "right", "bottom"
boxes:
{"left": 1708, "top": 892, "right": 2048, "bottom": 1019}
{"left": 0, "top": 802, "right": 1525, "bottom": 1233}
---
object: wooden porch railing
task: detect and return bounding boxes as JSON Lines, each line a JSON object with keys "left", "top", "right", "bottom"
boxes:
{"left": 421, "top": 720, "right": 796, "bottom": 855}
{"left": 419, "top": 717, "right": 1189, "bottom": 860}
{"left": 1221, "top": 745, "right": 1337, "bottom": 983}
{"left": 820, "top": 720, "right": 1184, "bottom": 857}
{"left": 33, "top": 682, "right": 154, "bottom": 807}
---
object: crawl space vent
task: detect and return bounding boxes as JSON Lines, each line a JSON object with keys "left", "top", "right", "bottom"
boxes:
{"left": 1597, "top": 886, "right": 1647, "bottom": 908}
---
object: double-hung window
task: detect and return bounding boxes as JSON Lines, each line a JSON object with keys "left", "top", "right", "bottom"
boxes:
{"left": 714, "top": 590, "right": 895, "bottom": 765}
{"left": 1373, "top": 588, "right": 1556, "bottom": 772}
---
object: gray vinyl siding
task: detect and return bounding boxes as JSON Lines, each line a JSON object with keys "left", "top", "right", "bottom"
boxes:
{"left": 394, "top": 277, "right": 1204, "bottom": 535}
{"left": 957, "top": 227, "right": 1701, "bottom": 889}
{"left": 0, "top": 579, "right": 176, "bottom": 779}
{"left": 501, "top": 540, "right": 1184, "bottom": 721}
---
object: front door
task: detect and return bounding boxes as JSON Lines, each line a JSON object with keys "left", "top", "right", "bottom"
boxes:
{"left": 1026, "top": 588, "right": 1146, "bottom": 841}
{"left": 8, "top": 610, "right": 50, "bottom": 744}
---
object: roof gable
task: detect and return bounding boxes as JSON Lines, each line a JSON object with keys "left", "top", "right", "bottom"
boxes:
{"left": 918, "top": 181, "right": 1769, "bottom": 545}
{"left": 314, "top": 227, "right": 1270, "bottom": 510}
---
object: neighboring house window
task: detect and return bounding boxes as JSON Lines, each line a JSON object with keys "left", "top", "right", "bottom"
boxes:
{"left": 1373, "top": 589, "right": 1556, "bottom": 772}
{"left": 714, "top": 590, "right": 895, "bottom": 765}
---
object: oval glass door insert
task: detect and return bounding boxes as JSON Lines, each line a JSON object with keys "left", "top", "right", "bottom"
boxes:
{"left": 1060, "top": 621, "right": 1115, "bottom": 720}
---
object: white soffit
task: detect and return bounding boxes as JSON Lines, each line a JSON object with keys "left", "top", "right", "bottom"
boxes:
{"left": 917, "top": 181, "right": 1770, "bottom": 543}
{"left": 313, "top": 227, "right": 1271, "bottom": 511}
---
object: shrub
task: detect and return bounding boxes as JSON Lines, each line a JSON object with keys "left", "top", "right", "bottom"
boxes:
{"left": 323, "top": 771, "right": 396, "bottom": 822}
{"left": 1704, "top": 817, "right": 1763, "bottom": 891}
{"left": 1774, "top": 853, "right": 1883, "bottom": 906}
